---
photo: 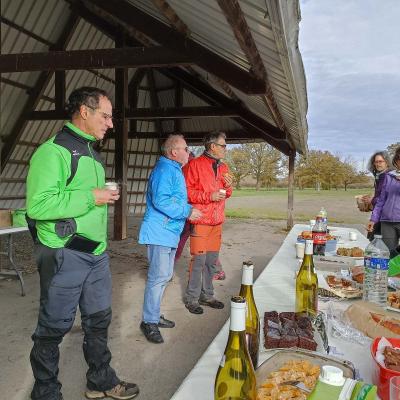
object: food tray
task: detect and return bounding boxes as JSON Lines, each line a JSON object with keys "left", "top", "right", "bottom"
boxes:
{"left": 318, "top": 273, "right": 362, "bottom": 299}
{"left": 261, "top": 312, "right": 329, "bottom": 354}
{"left": 256, "top": 348, "right": 356, "bottom": 389}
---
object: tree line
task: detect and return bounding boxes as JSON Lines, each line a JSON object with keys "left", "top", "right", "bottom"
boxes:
{"left": 223, "top": 142, "right": 399, "bottom": 191}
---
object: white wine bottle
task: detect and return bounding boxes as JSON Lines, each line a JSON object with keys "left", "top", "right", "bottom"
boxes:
{"left": 295, "top": 239, "right": 318, "bottom": 316}
{"left": 239, "top": 261, "right": 260, "bottom": 369}
{"left": 214, "top": 296, "right": 256, "bottom": 400}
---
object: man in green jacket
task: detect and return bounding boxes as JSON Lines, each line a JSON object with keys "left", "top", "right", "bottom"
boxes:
{"left": 26, "top": 87, "right": 139, "bottom": 400}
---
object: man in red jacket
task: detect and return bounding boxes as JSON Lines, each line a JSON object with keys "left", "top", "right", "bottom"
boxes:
{"left": 183, "top": 131, "right": 233, "bottom": 314}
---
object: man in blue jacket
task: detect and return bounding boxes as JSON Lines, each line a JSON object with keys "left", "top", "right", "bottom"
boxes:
{"left": 138, "top": 134, "right": 201, "bottom": 343}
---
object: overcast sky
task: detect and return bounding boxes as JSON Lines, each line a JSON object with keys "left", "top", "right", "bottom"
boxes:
{"left": 299, "top": 0, "right": 400, "bottom": 169}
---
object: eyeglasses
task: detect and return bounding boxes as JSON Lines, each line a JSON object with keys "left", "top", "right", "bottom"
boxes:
{"left": 212, "top": 142, "right": 227, "bottom": 149}
{"left": 374, "top": 160, "right": 386, "bottom": 164}
{"left": 174, "top": 146, "right": 190, "bottom": 153}
{"left": 85, "top": 105, "right": 113, "bottom": 122}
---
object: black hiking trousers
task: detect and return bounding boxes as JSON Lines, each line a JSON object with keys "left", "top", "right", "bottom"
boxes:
{"left": 30, "top": 245, "right": 119, "bottom": 400}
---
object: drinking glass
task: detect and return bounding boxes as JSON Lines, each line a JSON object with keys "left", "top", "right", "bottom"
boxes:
{"left": 390, "top": 376, "right": 400, "bottom": 400}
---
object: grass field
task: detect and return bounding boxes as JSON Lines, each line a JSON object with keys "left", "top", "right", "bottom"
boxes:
{"left": 226, "top": 188, "right": 371, "bottom": 224}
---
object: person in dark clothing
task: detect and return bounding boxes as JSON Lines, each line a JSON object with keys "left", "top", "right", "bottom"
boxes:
{"left": 26, "top": 87, "right": 139, "bottom": 400}
{"left": 360, "top": 151, "right": 390, "bottom": 240}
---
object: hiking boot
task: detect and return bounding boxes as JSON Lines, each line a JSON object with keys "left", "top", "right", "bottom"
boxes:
{"left": 185, "top": 302, "right": 204, "bottom": 314}
{"left": 199, "top": 298, "right": 224, "bottom": 309}
{"left": 85, "top": 381, "right": 139, "bottom": 400}
{"left": 140, "top": 321, "right": 164, "bottom": 343}
{"left": 213, "top": 271, "right": 226, "bottom": 280}
{"left": 158, "top": 315, "right": 175, "bottom": 328}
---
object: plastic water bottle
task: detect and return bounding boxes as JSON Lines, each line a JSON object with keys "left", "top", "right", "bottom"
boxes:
{"left": 363, "top": 235, "right": 390, "bottom": 307}
{"left": 318, "top": 207, "right": 328, "bottom": 227}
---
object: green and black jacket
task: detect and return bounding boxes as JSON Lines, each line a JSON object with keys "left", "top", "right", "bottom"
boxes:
{"left": 26, "top": 122, "right": 107, "bottom": 255}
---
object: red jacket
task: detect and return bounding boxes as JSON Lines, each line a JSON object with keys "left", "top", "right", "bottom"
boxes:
{"left": 183, "top": 153, "right": 232, "bottom": 225}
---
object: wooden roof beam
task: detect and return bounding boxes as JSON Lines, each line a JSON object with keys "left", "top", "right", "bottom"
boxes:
{"left": 159, "top": 68, "right": 287, "bottom": 140}
{"left": 86, "top": 0, "right": 266, "bottom": 94}
{"left": 217, "top": 0, "right": 286, "bottom": 131}
{"left": 0, "top": 46, "right": 193, "bottom": 73}
{"left": 0, "top": 14, "right": 80, "bottom": 172}
{"left": 126, "top": 106, "right": 239, "bottom": 120}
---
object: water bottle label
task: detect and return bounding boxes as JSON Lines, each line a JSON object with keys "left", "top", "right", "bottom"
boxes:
{"left": 369, "top": 257, "right": 389, "bottom": 270}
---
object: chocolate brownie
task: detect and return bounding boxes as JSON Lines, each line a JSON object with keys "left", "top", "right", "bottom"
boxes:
{"left": 296, "top": 316, "right": 313, "bottom": 330}
{"left": 279, "top": 312, "right": 296, "bottom": 322}
{"left": 279, "top": 335, "right": 298, "bottom": 348}
{"left": 264, "top": 331, "right": 281, "bottom": 349}
{"left": 298, "top": 336, "right": 317, "bottom": 351}
{"left": 264, "top": 311, "right": 279, "bottom": 323}
{"left": 296, "top": 327, "right": 313, "bottom": 338}
{"left": 265, "top": 319, "right": 280, "bottom": 331}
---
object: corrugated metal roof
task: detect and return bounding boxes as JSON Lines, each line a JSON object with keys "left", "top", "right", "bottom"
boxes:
{"left": 128, "top": 0, "right": 308, "bottom": 152}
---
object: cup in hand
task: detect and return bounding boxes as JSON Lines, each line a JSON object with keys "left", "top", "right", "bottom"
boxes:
{"left": 349, "top": 231, "right": 357, "bottom": 241}
{"left": 219, "top": 189, "right": 226, "bottom": 196}
{"left": 105, "top": 181, "right": 119, "bottom": 192}
{"left": 295, "top": 242, "right": 305, "bottom": 259}
{"left": 390, "top": 376, "right": 400, "bottom": 400}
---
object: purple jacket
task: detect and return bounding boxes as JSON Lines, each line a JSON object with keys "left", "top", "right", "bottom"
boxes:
{"left": 371, "top": 171, "right": 400, "bottom": 223}
{"left": 371, "top": 171, "right": 387, "bottom": 208}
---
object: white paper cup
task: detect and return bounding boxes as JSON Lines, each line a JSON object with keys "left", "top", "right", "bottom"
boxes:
{"left": 349, "top": 231, "right": 357, "bottom": 241}
{"left": 219, "top": 189, "right": 226, "bottom": 195}
{"left": 309, "top": 219, "right": 316, "bottom": 230}
{"left": 295, "top": 242, "right": 305, "bottom": 259}
{"left": 105, "top": 181, "right": 119, "bottom": 191}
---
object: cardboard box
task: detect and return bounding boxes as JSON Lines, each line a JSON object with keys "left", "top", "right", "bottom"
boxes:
{"left": 0, "top": 209, "right": 12, "bottom": 228}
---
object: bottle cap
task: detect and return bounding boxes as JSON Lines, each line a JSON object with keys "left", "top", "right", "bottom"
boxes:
{"left": 231, "top": 296, "right": 246, "bottom": 308}
{"left": 319, "top": 366, "right": 345, "bottom": 386}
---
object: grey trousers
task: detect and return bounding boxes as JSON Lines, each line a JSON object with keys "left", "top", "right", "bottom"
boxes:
{"left": 185, "top": 251, "right": 219, "bottom": 304}
{"left": 30, "top": 245, "right": 119, "bottom": 400}
{"left": 381, "top": 221, "right": 400, "bottom": 258}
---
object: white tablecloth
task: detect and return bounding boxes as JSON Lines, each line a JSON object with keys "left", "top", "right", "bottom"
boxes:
{"left": 171, "top": 224, "right": 373, "bottom": 400}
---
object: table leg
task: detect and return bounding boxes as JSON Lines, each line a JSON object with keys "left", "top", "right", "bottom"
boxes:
{"left": 0, "top": 234, "right": 26, "bottom": 296}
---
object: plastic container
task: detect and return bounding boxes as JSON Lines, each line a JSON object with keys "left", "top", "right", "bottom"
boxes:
{"left": 363, "top": 235, "right": 390, "bottom": 307}
{"left": 371, "top": 337, "right": 400, "bottom": 400}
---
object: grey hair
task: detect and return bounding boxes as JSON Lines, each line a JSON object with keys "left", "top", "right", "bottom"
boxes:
{"left": 203, "top": 131, "right": 227, "bottom": 151}
{"left": 161, "top": 134, "right": 185, "bottom": 156}
{"left": 367, "top": 150, "right": 391, "bottom": 174}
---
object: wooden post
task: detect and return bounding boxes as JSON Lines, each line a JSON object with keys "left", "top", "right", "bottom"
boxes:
{"left": 287, "top": 150, "right": 295, "bottom": 230}
{"left": 114, "top": 34, "right": 128, "bottom": 240}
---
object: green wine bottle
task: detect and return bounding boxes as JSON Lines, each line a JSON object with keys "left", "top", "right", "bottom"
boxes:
{"left": 295, "top": 239, "right": 318, "bottom": 316}
{"left": 239, "top": 261, "right": 260, "bottom": 369}
{"left": 214, "top": 296, "right": 257, "bottom": 400}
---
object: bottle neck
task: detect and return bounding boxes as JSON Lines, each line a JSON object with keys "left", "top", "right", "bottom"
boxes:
{"left": 230, "top": 303, "right": 246, "bottom": 331}
{"left": 304, "top": 240, "right": 313, "bottom": 255}
{"left": 241, "top": 265, "right": 254, "bottom": 285}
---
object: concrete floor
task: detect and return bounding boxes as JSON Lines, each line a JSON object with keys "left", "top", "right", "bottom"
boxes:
{"left": 0, "top": 218, "right": 287, "bottom": 400}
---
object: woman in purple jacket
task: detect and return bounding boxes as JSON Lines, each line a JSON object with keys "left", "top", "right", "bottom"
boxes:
{"left": 363, "top": 151, "right": 390, "bottom": 240}
{"left": 368, "top": 147, "right": 400, "bottom": 257}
